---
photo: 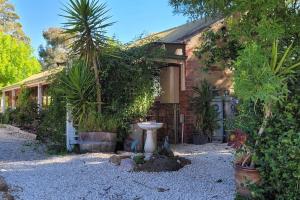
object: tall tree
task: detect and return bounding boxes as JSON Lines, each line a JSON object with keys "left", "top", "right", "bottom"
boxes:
{"left": 0, "top": 33, "right": 40, "bottom": 87}
{"left": 169, "top": 0, "right": 300, "bottom": 45}
{"left": 39, "top": 27, "right": 71, "bottom": 70}
{"left": 0, "top": 0, "right": 29, "bottom": 42}
{"left": 61, "top": 0, "right": 114, "bottom": 113}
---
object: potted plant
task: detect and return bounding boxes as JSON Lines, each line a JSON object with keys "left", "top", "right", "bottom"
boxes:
{"left": 190, "top": 80, "right": 219, "bottom": 144}
{"left": 56, "top": 60, "right": 119, "bottom": 152}
{"left": 78, "top": 112, "right": 118, "bottom": 152}
{"left": 229, "top": 129, "right": 261, "bottom": 197}
{"left": 232, "top": 40, "right": 300, "bottom": 197}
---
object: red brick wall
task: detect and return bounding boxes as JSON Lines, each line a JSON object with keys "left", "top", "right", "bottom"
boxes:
{"left": 179, "top": 21, "right": 233, "bottom": 143}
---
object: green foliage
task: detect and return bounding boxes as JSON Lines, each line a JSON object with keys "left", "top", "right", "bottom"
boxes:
{"left": 194, "top": 28, "right": 242, "bottom": 70}
{"left": 234, "top": 43, "right": 288, "bottom": 107}
{"left": 170, "top": 0, "right": 300, "bottom": 43}
{"left": 133, "top": 154, "right": 145, "bottom": 164}
{"left": 0, "top": 108, "right": 16, "bottom": 124}
{"left": 61, "top": 0, "right": 114, "bottom": 60}
{"left": 100, "top": 39, "right": 162, "bottom": 138}
{"left": 55, "top": 60, "right": 96, "bottom": 126}
{"left": 36, "top": 80, "right": 66, "bottom": 152}
{"left": 226, "top": 101, "right": 262, "bottom": 136}
{"left": 170, "top": 0, "right": 300, "bottom": 63}
{"left": 78, "top": 112, "right": 118, "bottom": 132}
{"left": 190, "top": 80, "right": 219, "bottom": 137}
{"left": 61, "top": 0, "right": 115, "bottom": 112}
{"left": 1, "top": 88, "right": 39, "bottom": 131}
{"left": 254, "top": 108, "right": 300, "bottom": 199}
{"left": 170, "top": 1, "right": 300, "bottom": 198}
{"left": 15, "top": 88, "right": 39, "bottom": 129}
{"left": 0, "top": 33, "right": 41, "bottom": 87}
{"left": 169, "top": 0, "right": 227, "bottom": 20}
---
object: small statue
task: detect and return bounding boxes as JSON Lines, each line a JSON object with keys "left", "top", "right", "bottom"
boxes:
{"left": 163, "top": 136, "right": 170, "bottom": 151}
{"left": 159, "top": 136, "right": 174, "bottom": 157}
{"left": 130, "top": 139, "right": 139, "bottom": 153}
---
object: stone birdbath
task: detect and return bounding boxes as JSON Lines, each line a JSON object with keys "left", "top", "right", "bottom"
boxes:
{"left": 137, "top": 122, "right": 163, "bottom": 160}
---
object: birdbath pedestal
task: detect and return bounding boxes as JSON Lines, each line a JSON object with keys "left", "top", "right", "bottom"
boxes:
{"left": 137, "top": 122, "right": 163, "bottom": 160}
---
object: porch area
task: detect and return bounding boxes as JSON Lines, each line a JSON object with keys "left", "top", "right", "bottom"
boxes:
{"left": 0, "top": 67, "right": 63, "bottom": 113}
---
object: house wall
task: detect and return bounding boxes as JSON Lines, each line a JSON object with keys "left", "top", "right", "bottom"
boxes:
{"left": 180, "top": 20, "right": 233, "bottom": 143}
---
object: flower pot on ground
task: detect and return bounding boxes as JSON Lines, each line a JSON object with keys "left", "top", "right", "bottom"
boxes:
{"left": 229, "top": 40, "right": 300, "bottom": 198}
{"left": 230, "top": 130, "right": 261, "bottom": 197}
{"left": 78, "top": 112, "right": 118, "bottom": 153}
{"left": 192, "top": 132, "right": 208, "bottom": 145}
{"left": 79, "top": 131, "right": 116, "bottom": 152}
{"left": 234, "top": 164, "right": 261, "bottom": 197}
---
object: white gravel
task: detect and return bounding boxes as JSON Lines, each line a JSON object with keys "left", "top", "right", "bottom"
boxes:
{"left": 0, "top": 127, "right": 235, "bottom": 200}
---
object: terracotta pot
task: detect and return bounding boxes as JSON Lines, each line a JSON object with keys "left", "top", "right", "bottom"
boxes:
{"left": 79, "top": 132, "right": 117, "bottom": 153}
{"left": 234, "top": 164, "right": 261, "bottom": 197}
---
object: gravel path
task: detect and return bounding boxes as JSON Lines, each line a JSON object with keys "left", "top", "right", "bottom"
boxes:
{"left": 0, "top": 127, "right": 235, "bottom": 200}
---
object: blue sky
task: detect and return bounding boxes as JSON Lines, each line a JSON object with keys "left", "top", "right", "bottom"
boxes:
{"left": 10, "top": 0, "right": 187, "bottom": 56}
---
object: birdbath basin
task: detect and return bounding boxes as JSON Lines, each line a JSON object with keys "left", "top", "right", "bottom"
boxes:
{"left": 137, "top": 122, "right": 163, "bottom": 159}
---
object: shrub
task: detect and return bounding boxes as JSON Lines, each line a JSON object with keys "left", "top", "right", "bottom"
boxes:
{"left": 100, "top": 40, "right": 162, "bottom": 140}
{"left": 78, "top": 112, "right": 119, "bottom": 133}
{"left": 253, "top": 97, "right": 300, "bottom": 200}
{"left": 256, "top": 130, "right": 300, "bottom": 199}
{"left": 190, "top": 80, "right": 219, "bottom": 139}
{"left": 36, "top": 74, "right": 66, "bottom": 152}
{"left": 2, "top": 88, "right": 40, "bottom": 132}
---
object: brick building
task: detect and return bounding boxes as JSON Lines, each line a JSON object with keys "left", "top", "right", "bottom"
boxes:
{"left": 145, "top": 18, "right": 233, "bottom": 143}
{"left": 1, "top": 18, "right": 233, "bottom": 145}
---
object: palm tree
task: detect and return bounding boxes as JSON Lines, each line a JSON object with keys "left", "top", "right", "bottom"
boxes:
{"left": 61, "top": 0, "right": 114, "bottom": 112}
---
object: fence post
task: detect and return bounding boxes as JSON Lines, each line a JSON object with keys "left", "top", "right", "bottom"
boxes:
{"left": 66, "top": 107, "right": 76, "bottom": 151}
{"left": 1, "top": 92, "right": 6, "bottom": 113}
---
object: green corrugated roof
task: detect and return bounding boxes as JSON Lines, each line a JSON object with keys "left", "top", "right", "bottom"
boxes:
{"left": 0, "top": 67, "right": 63, "bottom": 91}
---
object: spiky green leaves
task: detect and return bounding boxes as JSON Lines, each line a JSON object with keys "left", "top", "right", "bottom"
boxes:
{"left": 61, "top": 0, "right": 114, "bottom": 63}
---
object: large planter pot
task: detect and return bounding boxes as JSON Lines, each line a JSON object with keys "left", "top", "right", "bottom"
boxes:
{"left": 192, "top": 133, "right": 208, "bottom": 145}
{"left": 79, "top": 132, "right": 117, "bottom": 153}
{"left": 234, "top": 164, "right": 261, "bottom": 197}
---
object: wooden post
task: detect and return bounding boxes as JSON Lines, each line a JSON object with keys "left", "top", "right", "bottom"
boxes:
{"left": 37, "top": 84, "right": 43, "bottom": 111}
{"left": 180, "top": 62, "right": 186, "bottom": 91}
{"left": 1, "top": 92, "right": 5, "bottom": 113}
{"left": 11, "top": 90, "right": 16, "bottom": 109}
{"left": 66, "top": 107, "right": 76, "bottom": 151}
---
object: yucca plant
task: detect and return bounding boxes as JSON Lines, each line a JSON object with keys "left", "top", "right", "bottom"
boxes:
{"left": 55, "top": 60, "right": 96, "bottom": 126}
{"left": 258, "top": 40, "right": 300, "bottom": 136}
{"left": 190, "top": 80, "right": 219, "bottom": 140}
{"left": 234, "top": 39, "right": 300, "bottom": 167}
{"left": 61, "top": 0, "right": 114, "bottom": 113}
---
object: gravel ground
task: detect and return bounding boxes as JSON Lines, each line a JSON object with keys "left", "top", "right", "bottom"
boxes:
{"left": 0, "top": 127, "right": 235, "bottom": 200}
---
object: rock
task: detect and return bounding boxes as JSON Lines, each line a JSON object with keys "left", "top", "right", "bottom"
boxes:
{"left": 109, "top": 155, "right": 131, "bottom": 166}
{"left": 177, "top": 157, "right": 192, "bottom": 167}
{"left": 157, "top": 187, "right": 170, "bottom": 192}
{"left": 0, "top": 177, "right": 8, "bottom": 192}
{"left": 120, "top": 158, "right": 136, "bottom": 172}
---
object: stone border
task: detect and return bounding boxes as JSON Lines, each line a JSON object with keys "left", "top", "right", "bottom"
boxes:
{"left": 2, "top": 124, "right": 36, "bottom": 140}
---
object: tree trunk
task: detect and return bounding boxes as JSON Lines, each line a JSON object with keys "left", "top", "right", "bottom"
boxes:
{"left": 258, "top": 105, "right": 272, "bottom": 137}
{"left": 92, "top": 56, "right": 102, "bottom": 113}
{"left": 250, "top": 104, "right": 272, "bottom": 168}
